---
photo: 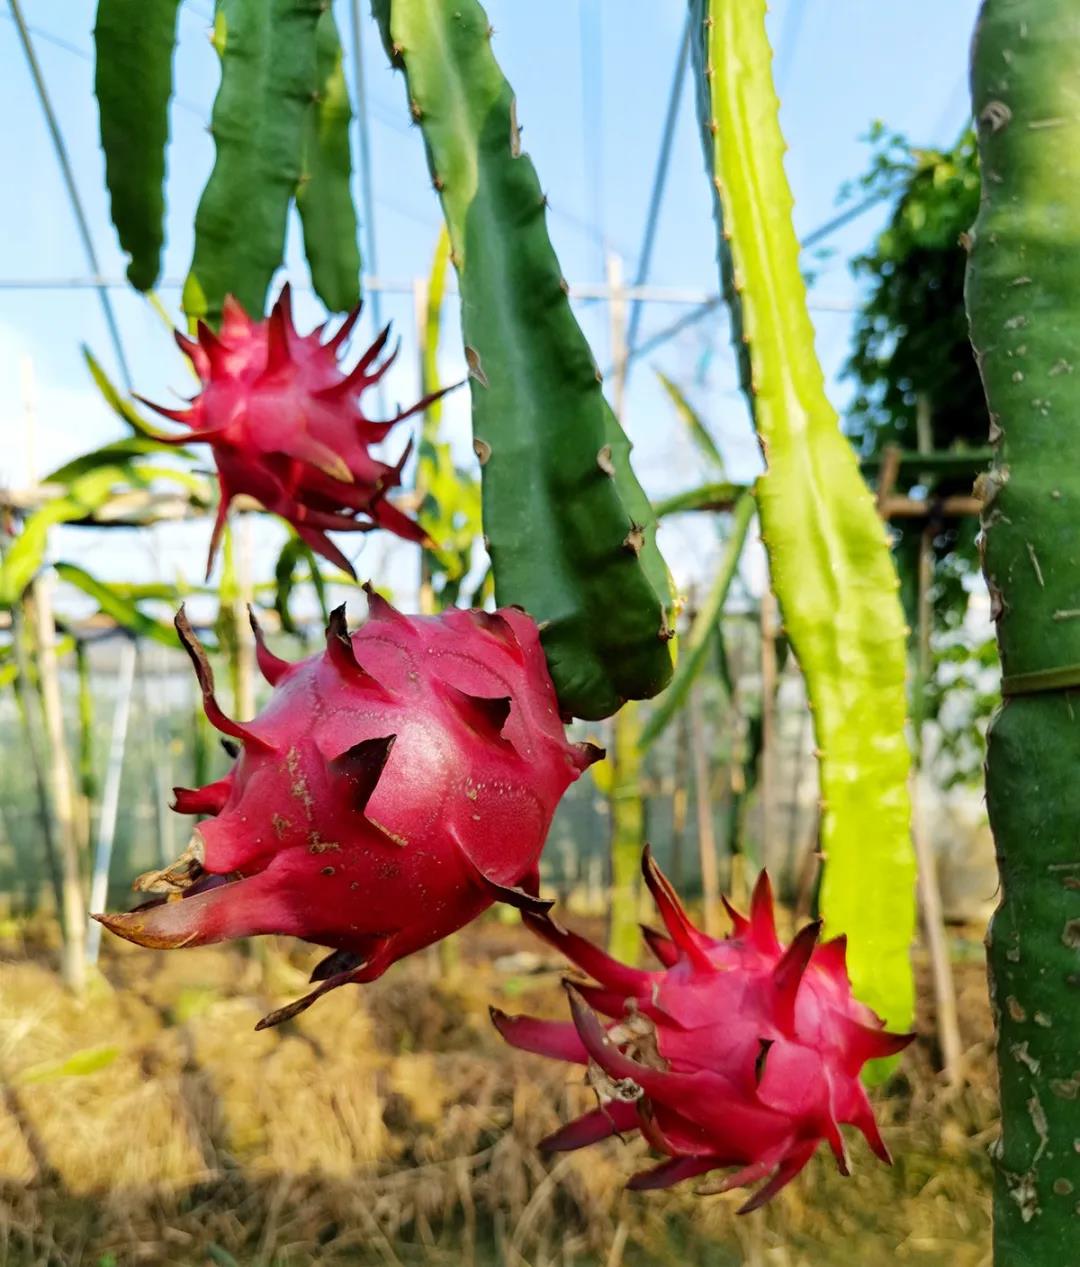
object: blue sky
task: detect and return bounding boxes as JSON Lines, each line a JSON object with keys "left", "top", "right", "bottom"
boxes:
{"left": 0, "top": 0, "right": 981, "bottom": 613}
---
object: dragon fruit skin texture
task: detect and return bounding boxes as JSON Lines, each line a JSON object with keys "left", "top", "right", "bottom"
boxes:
{"left": 95, "top": 593, "right": 599, "bottom": 1029}
{"left": 493, "top": 848, "right": 913, "bottom": 1212}
{"left": 139, "top": 285, "right": 441, "bottom": 580}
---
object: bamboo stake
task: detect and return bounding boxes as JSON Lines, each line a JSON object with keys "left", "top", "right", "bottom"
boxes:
{"left": 908, "top": 394, "right": 963, "bottom": 1085}
{"left": 759, "top": 585, "right": 778, "bottom": 874}
{"left": 912, "top": 518, "right": 963, "bottom": 1085}
{"left": 32, "top": 573, "right": 86, "bottom": 992}
{"left": 670, "top": 708, "right": 689, "bottom": 889}
{"left": 85, "top": 637, "right": 137, "bottom": 967}
{"left": 73, "top": 638, "right": 95, "bottom": 859}
{"left": 235, "top": 514, "right": 256, "bottom": 720}
{"left": 141, "top": 641, "right": 175, "bottom": 868}
{"left": 608, "top": 700, "right": 644, "bottom": 962}
{"left": 689, "top": 682, "right": 720, "bottom": 935}
{"left": 10, "top": 603, "right": 63, "bottom": 917}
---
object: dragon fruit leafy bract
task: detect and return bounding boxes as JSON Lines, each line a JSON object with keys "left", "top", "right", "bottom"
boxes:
{"left": 95, "top": 592, "right": 599, "bottom": 1028}
{"left": 493, "top": 848, "right": 913, "bottom": 1211}
{"left": 140, "top": 285, "right": 442, "bottom": 579}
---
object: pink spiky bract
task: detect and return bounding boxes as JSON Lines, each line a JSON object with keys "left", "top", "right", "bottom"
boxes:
{"left": 492, "top": 846, "right": 913, "bottom": 1212}
{"left": 140, "top": 285, "right": 447, "bottom": 580}
{"left": 95, "top": 592, "right": 602, "bottom": 1029}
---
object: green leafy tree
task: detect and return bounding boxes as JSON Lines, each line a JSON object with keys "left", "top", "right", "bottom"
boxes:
{"left": 846, "top": 127, "right": 984, "bottom": 627}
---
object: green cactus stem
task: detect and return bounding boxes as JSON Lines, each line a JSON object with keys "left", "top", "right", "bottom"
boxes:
{"left": 183, "top": 0, "right": 324, "bottom": 326}
{"left": 373, "top": 0, "right": 673, "bottom": 720}
{"left": 690, "top": 0, "right": 916, "bottom": 1032}
{"left": 296, "top": 7, "right": 361, "bottom": 313}
{"left": 93, "top": 0, "right": 181, "bottom": 291}
{"left": 967, "top": 1, "right": 1080, "bottom": 1255}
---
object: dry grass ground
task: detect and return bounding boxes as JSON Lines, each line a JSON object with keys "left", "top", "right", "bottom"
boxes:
{"left": 0, "top": 913, "right": 995, "bottom": 1267}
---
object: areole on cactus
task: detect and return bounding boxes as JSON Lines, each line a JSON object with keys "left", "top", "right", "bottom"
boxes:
{"left": 493, "top": 848, "right": 912, "bottom": 1211}
{"left": 138, "top": 284, "right": 446, "bottom": 580}
{"left": 95, "top": 590, "right": 601, "bottom": 1028}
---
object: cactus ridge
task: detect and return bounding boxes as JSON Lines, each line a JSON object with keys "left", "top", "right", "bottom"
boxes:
{"left": 373, "top": 0, "right": 673, "bottom": 720}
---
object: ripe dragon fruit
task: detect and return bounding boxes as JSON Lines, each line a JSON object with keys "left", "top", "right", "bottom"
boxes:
{"left": 138, "top": 285, "right": 443, "bottom": 579}
{"left": 95, "top": 592, "right": 600, "bottom": 1029}
{"left": 492, "top": 847, "right": 913, "bottom": 1211}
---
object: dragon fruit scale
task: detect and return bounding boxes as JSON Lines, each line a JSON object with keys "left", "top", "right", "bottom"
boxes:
{"left": 139, "top": 285, "right": 445, "bottom": 580}
{"left": 492, "top": 847, "right": 913, "bottom": 1212}
{"left": 95, "top": 592, "right": 600, "bottom": 1029}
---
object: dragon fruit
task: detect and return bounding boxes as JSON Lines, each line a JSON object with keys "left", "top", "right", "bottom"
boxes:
{"left": 138, "top": 285, "right": 443, "bottom": 579}
{"left": 95, "top": 592, "right": 599, "bottom": 1029}
{"left": 492, "top": 848, "right": 912, "bottom": 1211}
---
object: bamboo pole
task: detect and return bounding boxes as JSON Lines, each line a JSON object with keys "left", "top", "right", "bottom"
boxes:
{"left": 670, "top": 708, "right": 690, "bottom": 889}
{"left": 235, "top": 514, "right": 256, "bottom": 720}
{"left": 73, "top": 638, "right": 96, "bottom": 859}
{"left": 909, "top": 395, "right": 963, "bottom": 1086}
{"left": 759, "top": 585, "right": 778, "bottom": 875}
{"left": 912, "top": 521, "right": 963, "bottom": 1086}
{"left": 142, "top": 641, "right": 175, "bottom": 869}
{"left": 10, "top": 603, "right": 63, "bottom": 917}
{"left": 689, "top": 682, "right": 720, "bottom": 935}
{"left": 85, "top": 637, "right": 137, "bottom": 967}
{"left": 31, "top": 573, "right": 86, "bottom": 992}
{"left": 607, "top": 700, "right": 644, "bottom": 962}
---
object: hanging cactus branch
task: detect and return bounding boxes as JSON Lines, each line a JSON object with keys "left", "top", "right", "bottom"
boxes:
{"left": 184, "top": 0, "right": 325, "bottom": 325}
{"left": 373, "top": 0, "right": 673, "bottom": 720}
{"left": 296, "top": 7, "right": 362, "bottom": 313}
{"left": 93, "top": 0, "right": 182, "bottom": 291}
{"left": 689, "top": 0, "right": 916, "bottom": 1032}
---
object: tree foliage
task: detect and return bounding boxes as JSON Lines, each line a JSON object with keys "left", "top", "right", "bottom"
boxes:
{"left": 845, "top": 127, "right": 984, "bottom": 628}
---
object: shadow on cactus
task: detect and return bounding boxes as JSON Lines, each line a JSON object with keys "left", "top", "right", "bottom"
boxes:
{"left": 94, "top": 591, "right": 602, "bottom": 1028}
{"left": 138, "top": 285, "right": 451, "bottom": 580}
{"left": 493, "top": 848, "right": 913, "bottom": 1211}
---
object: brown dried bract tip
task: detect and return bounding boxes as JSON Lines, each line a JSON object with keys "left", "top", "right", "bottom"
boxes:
{"left": 573, "top": 741, "right": 606, "bottom": 770}
{"left": 623, "top": 524, "right": 646, "bottom": 555}
{"left": 465, "top": 346, "right": 489, "bottom": 388}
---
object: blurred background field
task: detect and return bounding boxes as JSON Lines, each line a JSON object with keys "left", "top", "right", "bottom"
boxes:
{"left": 1, "top": 913, "right": 994, "bottom": 1267}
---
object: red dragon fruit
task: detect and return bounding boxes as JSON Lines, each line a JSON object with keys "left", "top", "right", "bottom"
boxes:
{"left": 492, "top": 847, "right": 912, "bottom": 1211}
{"left": 95, "top": 591, "right": 600, "bottom": 1029}
{"left": 138, "top": 285, "right": 443, "bottom": 579}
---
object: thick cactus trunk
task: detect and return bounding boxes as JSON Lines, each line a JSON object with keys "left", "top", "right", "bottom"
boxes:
{"left": 967, "top": 2, "right": 1080, "bottom": 1258}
